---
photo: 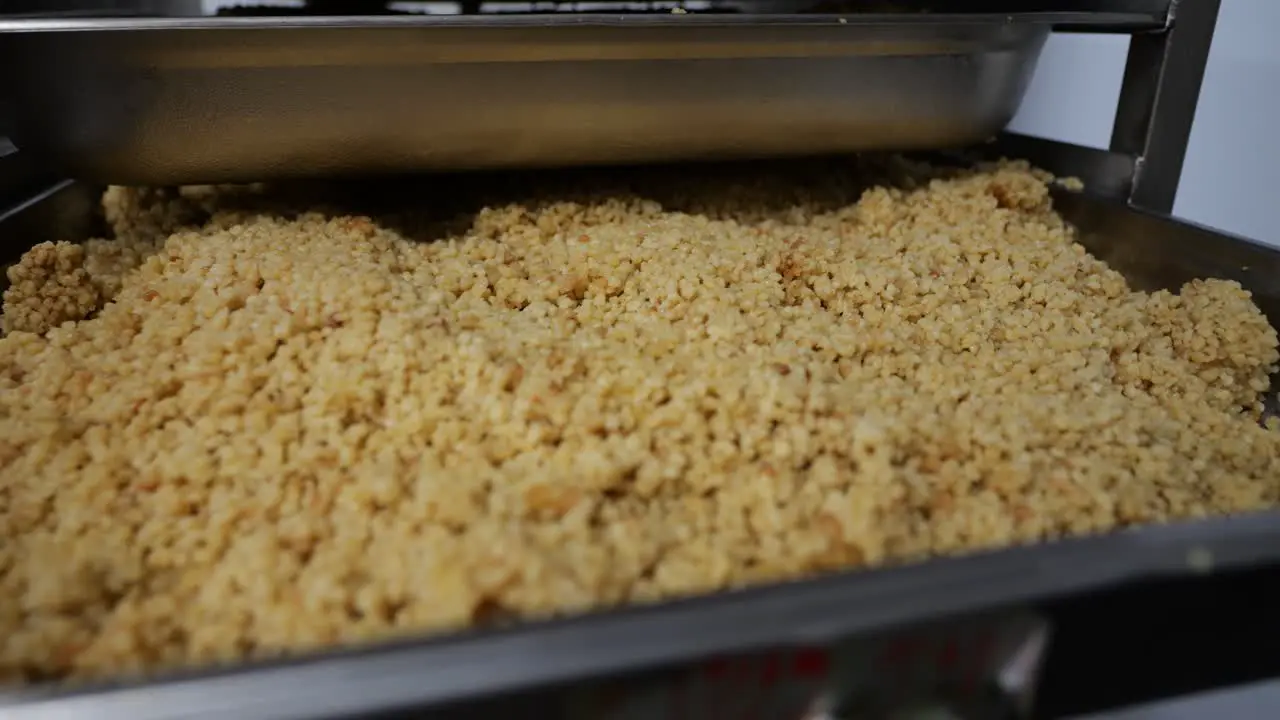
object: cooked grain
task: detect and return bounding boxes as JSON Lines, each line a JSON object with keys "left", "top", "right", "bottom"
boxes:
{"left": 1, "top": 159, "right": 1277, "bottom": 683}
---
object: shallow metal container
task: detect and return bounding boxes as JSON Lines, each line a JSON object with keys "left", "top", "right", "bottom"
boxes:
{"left": 1, "top": 171, "right": 1279, "bottom": 719}
{"left": 0, "top": 14, "right": 1055, "bottom": 184}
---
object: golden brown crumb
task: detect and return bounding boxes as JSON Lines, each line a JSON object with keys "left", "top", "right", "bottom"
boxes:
{"left": 1, "top": 241, "right": 100, "bottom": 335}
{"left": 1058, "top": 176, "right": 1085, "bottom": 191}
{"left": 1, "top": 160, "right": 1277, "bottom": 683}
{"left": 88, "top": 186, "right": 223, "bottom": 299}
{"left": 1, "top": 186, "right": 250, "bottom": 337}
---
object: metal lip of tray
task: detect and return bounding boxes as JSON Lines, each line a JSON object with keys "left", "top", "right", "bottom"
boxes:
{"left": 0, "top": 12, "right": 1076, "bottom": 185}
{"left": 2, "top": 176, "right": 1280, "bottom": 719}
{"left": 4, "top": 507, "right": 1280, "bottom": 719}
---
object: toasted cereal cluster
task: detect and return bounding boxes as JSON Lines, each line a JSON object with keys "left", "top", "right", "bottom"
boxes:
{"left": 1, "top": 187, "right": 216, "bottom": 337}
{"left": 87, "top": 186, "right": 224, "bottom": 300}
{"left": 1, "top": 242, "right": 100, "bottom": 335}
{"left": 1, "top": 159, "right": 1278, "bottom": 683}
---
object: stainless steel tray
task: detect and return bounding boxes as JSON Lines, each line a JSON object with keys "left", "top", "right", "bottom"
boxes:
{"left": 2, "top": 173, "right": 1280, "bottom": 720}
{"left": 0, "top": 14, "right": 1057, "bottom": 184}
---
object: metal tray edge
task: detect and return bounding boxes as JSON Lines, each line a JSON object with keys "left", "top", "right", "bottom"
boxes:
{"left": 4, "top": 510, "right": 1279, "bottom": 719}
{"left": 0, "top": 12, "right": 1164, "bottom": 33}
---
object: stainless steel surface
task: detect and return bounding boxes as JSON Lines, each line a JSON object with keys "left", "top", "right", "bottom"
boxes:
{"left": 7, "top": 510, "right": 1280, "bottom": 720}
{"left": 0, "top": 140, "right": 59, "bottom": 213}
{"left": 0, "top": 14, "right": 1057, "bottom": 184}
{"left": 1070, "top": 680, "right": 1280, "bottom": 720}
{"left": 1110, "top": 0, "right": 1221, "bottom": 213}
{"left": 0, "top": 0, "right": 202, "bottom": 16}
{"left": 2, "top": 176, "right": 1280, "bottom": 720}
{"left": 209, "top": 0, "right": 1174, "bottom": 27}
{"left": 978, "top": 0, "right": 1222, "bottom": 213}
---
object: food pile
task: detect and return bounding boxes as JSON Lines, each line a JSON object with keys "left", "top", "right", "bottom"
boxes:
{"left": 2, "top": 158, "right": 1277, "bottom": 683}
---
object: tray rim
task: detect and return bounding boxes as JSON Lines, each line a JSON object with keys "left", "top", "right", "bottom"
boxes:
{"left": 3, "top": 509, "right": 1279, "bottom": 719}
{"left": 0, "top": 11, "right": 1165, "bottom": 33}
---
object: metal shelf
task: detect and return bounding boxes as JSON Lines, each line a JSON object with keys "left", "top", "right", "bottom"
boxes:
{"left": 994, "top": 0, "right": 1220, "bottom": 215}
{"left": 0, "top": 0, "right": 1220, "bottom": 215}
{"left": 0, "top": 2, "right": 1249, "bottom": 719}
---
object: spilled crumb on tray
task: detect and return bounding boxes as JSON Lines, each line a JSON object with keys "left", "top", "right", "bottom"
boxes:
{"left": 1, "top": 158, "right": 1278, "bottom": 683}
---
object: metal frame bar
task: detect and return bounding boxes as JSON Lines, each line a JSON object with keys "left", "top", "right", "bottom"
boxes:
{"left": 999, "top": 0, "right": 1221, "bottom": 215}
{"left": 1111, "top": 0, "right": 1221, "bottom": 213}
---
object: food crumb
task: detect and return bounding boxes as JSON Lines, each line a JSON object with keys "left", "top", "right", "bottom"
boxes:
{"left": 1, "top": 241, "right": 100, "bottom": 334}
{"left": 1, "top": 157, "right": 1278, "bottom": 684}
{"left": 1057, "top": 176, "right": 1085, "bottom": 191}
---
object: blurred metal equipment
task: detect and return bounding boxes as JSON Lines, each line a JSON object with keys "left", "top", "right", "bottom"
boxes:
{"left": 988, "top": 0, "right": 1222, "bottom": 214}
{"left": 0, "top": 0, "right": 201, "bottom": 16}
{"left": 0, "top": 12, "right": 1055, "bottom": 185}
{"left": 0, "top": 1, "right": 1215, "bottom": 212}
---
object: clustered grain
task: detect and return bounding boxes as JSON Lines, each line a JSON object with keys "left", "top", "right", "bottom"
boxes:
{"left": 1, "top": 241, "right": 100, "bottom": 335}
{"left": 2, "top": 159, "right": 1278, "bottom": 684}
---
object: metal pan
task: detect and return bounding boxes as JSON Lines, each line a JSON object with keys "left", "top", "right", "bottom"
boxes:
{"left": 0, "top": 13, "right": 1062, "bottom": 184}
{"left": 1, "top": 175, "right": 1279, "bottom": 720}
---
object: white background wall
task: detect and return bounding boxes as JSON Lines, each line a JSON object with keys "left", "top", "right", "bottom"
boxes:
{"left": 1009, "top": 0, "right": 1280, "bottom": 247}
